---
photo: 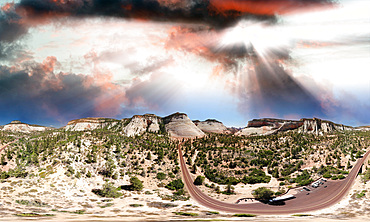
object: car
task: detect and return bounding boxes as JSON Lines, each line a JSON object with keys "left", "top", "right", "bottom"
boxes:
{"left": 321, "top": 178, "right": 327, "bottom": 182}
{"left": 303, "top": 187, "right": 311, "bottom": 191}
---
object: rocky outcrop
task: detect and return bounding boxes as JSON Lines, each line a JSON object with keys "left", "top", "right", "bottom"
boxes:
{"left": 123, "top": 114, "right": 161, "bottom": 137}
{"left": 163, "top": 113, "right": 205, "bottom": 139}
{"left": 237, "top": 118, "right": 352, "bottom": 136}
{"left": 193, "top": 119, "right": 230, "bottom": 134}
{"left": 1, "top": 120, "right": 50, "bottom": 133}
{"left": 298, "top": 118, "right": 353, "bottom": 135}
{"left": 65, "top": 118, "right": 118, "bottom": 131}
{"left": 237, "top": 118, "right": 303, "bottom": 136}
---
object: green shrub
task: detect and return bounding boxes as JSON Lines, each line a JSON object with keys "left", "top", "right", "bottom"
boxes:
{"left": 338, "top": 174, "right": 345, "bottom": 179}
{"left": 166, "top": 179, "right": 184, "bottom": 191}
{"left": 92, "top": 182, "right": 122, "bottom": 198}
{"left": 194, "top": 176, "right": 205, "bottom": 186}
{"left": 173, "top": 212, "right": 198, "bottom": 216}
{"left": 252, "top": 187, "right": 274, "bottom": 201}
{"left": 129, "top": 204, "right": 143, "bottom": 207}
{"left": 233, "top": 213, "right": 256, "bottom": 217}
{"left": 323, "top": 172, "right": 332, "bottom": 178}
{"left": 156, "top": 172, "right": 166, "bottom": 180}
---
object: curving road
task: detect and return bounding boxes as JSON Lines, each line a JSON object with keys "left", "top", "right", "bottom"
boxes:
{"left": 0, "top": 139, "right": 19, "bottom": 153}
{"left": 179, "top": 144, "right": 370, "bottom": 214}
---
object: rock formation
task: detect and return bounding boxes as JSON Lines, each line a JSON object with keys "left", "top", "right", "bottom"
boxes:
{"left": 1, "top": 120, "right": 50, "bottom": 133}
{"left": 163, "top": 113, "right": 205, "bottom": 139}
{"left": 193, "top": 119, "right": 230, "bottom": 134}
{"left": 237, "top": 118, "right": 352, "bottom": 136}
{"left": 65, "top": 118, "right": 119, "bottom": 131}
{"left": 123, "top": 114, "right": 162, "bottom": 137}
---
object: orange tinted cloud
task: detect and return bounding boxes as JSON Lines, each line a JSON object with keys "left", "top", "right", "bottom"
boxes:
{"left": 209, "top": 0, "right": 333, "bottom": 15}
{"left": 1, "top": 3, "right": 14, "bottom": 12}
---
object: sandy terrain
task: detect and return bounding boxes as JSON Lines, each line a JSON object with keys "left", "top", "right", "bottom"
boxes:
{"left": 0, "top": 162, "right": 368, "bottom": 222}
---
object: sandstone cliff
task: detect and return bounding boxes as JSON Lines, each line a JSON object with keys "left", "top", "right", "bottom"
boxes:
{"left": 237, "top": 118, "right": 352, "bottom": 136}
{"left": 163, "top": 113, "right": 205, "bottom": 139}
{"left": 1, "top": 120, "right": 50, "bottom": 133}
{"left": 65, "top": 118, "right": 119, "bottom": 131}
{"left": 122, "top": 114, "right": 162, "bottom": 137}
{"left": 236, "top": 118, "right": 303, "bottom": 136}
{"left": 298, "top": 118, "right": 353, "bottom": 135}
{"left": 193, "top": 119, "right": 230, "bottom": 134}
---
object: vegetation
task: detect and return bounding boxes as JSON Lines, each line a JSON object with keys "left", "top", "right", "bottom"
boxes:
{"left": 233, "top": 213, "right": 256, "bottom": 217}
{"left": 156, "top": 172, "right": 166, "bottom": 180}
{"left": 173, "top": 211, "right": 198, "bottom": 216}
{"left": 92, "top": 182, "right": 122, "bottom": 198}
{"left": 130, "top": 176, "right": 144, "bottom": 191}
{"left": 252, "top": 187, "right": 274, "bottom": 202}
{"left": 194, "top": 175, "right": 205, "bottom": 185}
{"left": 356, "top": 190, "right": 367, "bottom": 199}
{"left": 166, "top": 179, "right": 184, "bottom": 190}
{"left": 362, "top": 168, "right": 370, "bottom": 183}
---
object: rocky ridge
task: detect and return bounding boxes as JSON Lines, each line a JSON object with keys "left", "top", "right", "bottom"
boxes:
{"left": 237, "top": 118, "right": 353, "bottom": 136}
{"left": 64, "top": 113, "right": 204, "bottom": 139}
{"left": 2, "top": 114, "right": 359, "bottom": 137}
{"left": 65, "top": 117, "right": 119, "bottom": 131}
{"left": 193, "top": 119, "right": 230, "bottom": 134}
{"left": 0, "top": 120, "right": 50, "bottom": 133}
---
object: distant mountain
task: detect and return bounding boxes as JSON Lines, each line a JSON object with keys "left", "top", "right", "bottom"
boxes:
{"left": 0, "top": 120, "right": 51, "bottom": 133}
{"left": 1, "top": 114, "right": 360, "bottom": 137}
{"left": 236, "top": 118, "right": 353, "bottom": 136}
{"left": 64, "top": 113, "right": 205, "bottom": 139}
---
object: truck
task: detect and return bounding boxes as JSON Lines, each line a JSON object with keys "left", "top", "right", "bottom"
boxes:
{"left": 269, "top": 194, "right": 295, "bottom": 203}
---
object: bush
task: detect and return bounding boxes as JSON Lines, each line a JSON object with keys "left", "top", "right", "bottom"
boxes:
{"left": 156, "top": 172, "right": 166, "bottom": 180}
{"left": 242, "top": 168, "right": 271, "bottom": 184}
{"left": 130, "top": 176, "right": 143, "bottom": 191}
{"left": 166, "top": 179, "right": 184, "bottom": 191}
{"left": 338, "top": 174, "right": 345, "bottom": 179}
{"left": 233, "top": 214, "right": 256, "bottom": 217}
{"left": 252, "top": 187, "right": 274, "bottom": 202}
{"left": 173, "top": 212, "right": 198, "bottom": 216}
{"left": 92, "top": 182, "right": 122, "bottom": 198}
{"left": 323, "top": 172, "right": 332, "bottom": 178}
{"left": 194, "top": 176, "right": 204, "bottom": 186}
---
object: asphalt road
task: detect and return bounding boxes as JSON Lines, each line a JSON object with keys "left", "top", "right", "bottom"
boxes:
{"left": 179, "top": 144, "right": 370, "bottom": 215}
{"left": 0, "top": 139, "right": 19, "bottom": 153}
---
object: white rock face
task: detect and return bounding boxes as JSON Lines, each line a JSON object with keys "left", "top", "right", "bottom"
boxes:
{"left": 1, "top": 121, "right": 48, "bottom": 133}
{"left": 164, "top": 113, "right": 205, "bottom": 138}
{"left": 298, "top": 118, "right": 352, "bottom": 135}
{"left": 194, "top": 120, "right": 230, "bottom": 134}
{"left": 123, "top": 115, "right": 161, "bottom": 137}
{"left": 65, "top": 118, "right": 117, "bottom": 131}
{"left": 235, "top": 126, "right": 276, "bottom": 136}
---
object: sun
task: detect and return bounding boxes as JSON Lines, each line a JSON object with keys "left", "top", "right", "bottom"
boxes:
{"left": 218, "top": 19, "right": 290, "bottom": 57}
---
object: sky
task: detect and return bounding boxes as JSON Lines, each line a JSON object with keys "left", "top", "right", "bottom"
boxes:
{"left": 0, "top": 0, "right": 369, "bottom": 128}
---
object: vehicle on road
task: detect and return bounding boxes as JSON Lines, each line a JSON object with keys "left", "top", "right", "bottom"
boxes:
{"left": 269, "top": 194, "right": 295, "bottom": 203}
{"left": 303, "top": 187, "right": 310, "bottom": 191}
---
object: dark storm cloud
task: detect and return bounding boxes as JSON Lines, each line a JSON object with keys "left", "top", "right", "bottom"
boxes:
{"left": 0, "top": 57, "right": 125, "bottom": 126}
{"left": 0, "top": 3, "right": 29, "bottom": 61}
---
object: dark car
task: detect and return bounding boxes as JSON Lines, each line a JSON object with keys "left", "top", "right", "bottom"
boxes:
{"left": 303, "top": 187, "right": 311, "bottom": 191}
